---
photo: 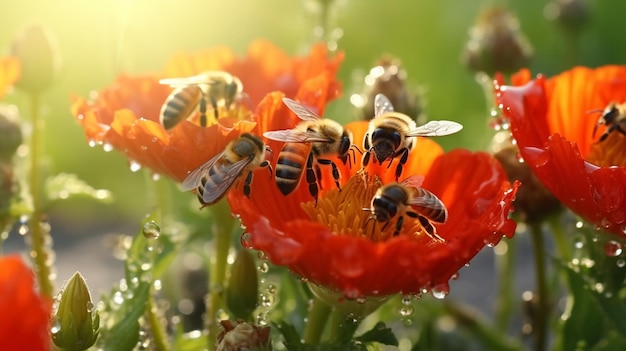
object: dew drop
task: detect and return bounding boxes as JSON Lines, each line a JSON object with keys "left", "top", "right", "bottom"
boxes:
{"left": 574, "top": 238, "right": 584, "bottom": 249}
{"left": 151, "top": 173, "right": 161, "bottom": 181}
{"left": 260, "top": 292, "right": 274, "bottom": 308}
{"left": 258, "top": 262, "right": 269, "bottom": 273}
{"left": 575, "top": 221, "right": 584, "bottom": 229}
{"left": 399, "top": 305, "right": 414, "bottom": 317}
{"left": 129, "top": 160, "right": 142, "bottom": 172}
{"left": 431, "top": 284, "right": 449, "bottom": 300}
{"left": 240, "top": 232, "right": 252, "bottom": 249}
{"left": 617, "top": 259, "right": 626, "bottom": 268}
{"left": 401, "top": 295, "right": 412, "bottom": 306}
{"left": 88, "top": 139, "right": 97, "bottom": 148}
{"left": 18, "top": 223, "right": 29, "bottom": 235}
{"left": 257, "top": 251, "right": 268, "bottom": 260}
{"left": 103, "top": 143, "right": 113, "bottom": 152}
{"left": 142, "top": 221, "right": 161, "bottom": 239}
{"left": 256, "top": 311, "right": 269, "bottom": 326}
{"left": 50, "top": 317, "right": 61, "bottom": 335}
{"left": 604, "top": 240, "right": 623, "bottom": 257}
{"left": 266, "top": 284, "right": 276, "bottom": 294}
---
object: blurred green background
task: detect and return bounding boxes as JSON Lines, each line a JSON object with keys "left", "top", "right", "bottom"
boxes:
{"left": 0, "top": 0, "right": 623, "bottom": 223}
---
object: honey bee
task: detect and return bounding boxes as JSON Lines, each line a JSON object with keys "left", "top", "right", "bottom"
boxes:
{"left": 263, "top": 98, "right": 359, "bottom": 203}
{"left": 181, "top": 133, "right": 271, "bottom": 207}
{"left": 159, "top": 70, "right": 243, "bottom": 129}
{"left": 362, "top": 93, "right": 463, "bottom": 180}
{"left": 591, "top": 101, "right": 626, "bottom": 142}
{"left": 367, "top": 175, "right": 448, "bottom": 238}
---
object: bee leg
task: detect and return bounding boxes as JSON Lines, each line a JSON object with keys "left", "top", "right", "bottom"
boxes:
{"left": 260, "top": 160, "right": 273, "bottom": 177}
{"left": 317, "top": 158, "right": 341, "bottom": 191}
{"left": 210, "top": 95, "right": 219, "bottom": 122}
{"left": 417, "top": 215, "right": 436, "bottom": 237}
{"left": 199, "top": 95, "right": 207, "bottom": 127}
{"left": 600, "top": 124, "right": 618, "bottom": 142}
{"left": 362, "top": 134, "right": 371, "bottom": 167}
{"left": 243, "top": 170, "right": 253, "bottom": 197}
{"left": 394, "top": 148, "right": 410, "bottom": 181}
{"left": 305, "top": 153, "right": 319, "bottom": 205}
{"left": 394, "top": 216, "right": 404, "bottom": 236}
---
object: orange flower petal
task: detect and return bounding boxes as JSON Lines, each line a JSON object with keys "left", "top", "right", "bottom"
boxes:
{"left": 0, "top": 57, "right": 20, "bottom": 100}
{"left": 497, "top": 65, "right": 626, "bottom": 236}
{"left": 0, "top": 255, "right": 52, "bottom": 351}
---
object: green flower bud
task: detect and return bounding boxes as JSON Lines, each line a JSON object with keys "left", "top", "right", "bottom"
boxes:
{"left": 462, "top": 7, "right": 533, "bottom": 76}
{"left": 545, "top": 0, "right": 590, "bottom": 34}
{"left": 490, "top": 131, "right": 562, "bottom": 223}
{"left": 355, "top": 56, "right": 424, "bottom": 122}
{"left": 10, "top": 23, "right": 61, "bottom": 94}
{"left": 0, "top": 104, "right": 23, "bottom": 161}
{"left": 52, "top": 272, "right": 99, "bottom": 351}
{"left": 225, "top": 249, "right": 258, "bottom": 320}
{"left": 216, "top": 320, "right": 272, "bottom": 351}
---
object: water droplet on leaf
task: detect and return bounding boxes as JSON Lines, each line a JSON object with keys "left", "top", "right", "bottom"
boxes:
{"left": 142, "top": 221, "right": 161, "bottom": 239}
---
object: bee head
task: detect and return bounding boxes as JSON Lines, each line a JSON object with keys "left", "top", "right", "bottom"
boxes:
{"left": 371, "top": 196, "right": 397, "bottom": 222}
{"left": 371, "top": 128, "right": 401, "bottom": 163}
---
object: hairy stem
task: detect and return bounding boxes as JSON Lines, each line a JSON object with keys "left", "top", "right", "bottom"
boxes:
{"left": 303, "top": 296, "right": 332, "bottom": 344}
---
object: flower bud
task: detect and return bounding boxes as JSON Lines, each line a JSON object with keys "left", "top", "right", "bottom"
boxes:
{"left": 354, "top": 56, "right": 424, "bottom": 121}
{"left": 0, "top": 104, "right": 23, "bottom": 161}
{"left": 52, "top": 272, "right": 99, "bottom": 351}
{"left": 225, "top": 249, "right": 258, "bottom": 320}
{"left": 216, "top": 320, "right": 272, "bottom": 351}
{"left": 462, "top": 7, "right": 533, "bottom": 76}
{"left": 545, "top": 0, "right": 590, "bottom": 34}
{"left": 490, "top": 132, "right": 561, "bottom": 222}
{"left": 10, "top": 23, "right": 61, "bottom": 94}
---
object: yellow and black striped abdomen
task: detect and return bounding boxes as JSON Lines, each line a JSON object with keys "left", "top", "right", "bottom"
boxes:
{"left": 275, "top": 143, "right": 311, "bottom": 195}
{"left": 160, "top": 85, "right": 203, "bottom": 129}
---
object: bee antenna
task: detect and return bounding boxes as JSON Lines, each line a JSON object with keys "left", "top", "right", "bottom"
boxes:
{"left": 585, "top": 108, "right": 604, "bottom": 115}
{"left": 350, "top": 144, "right": 364, "bottom": 155}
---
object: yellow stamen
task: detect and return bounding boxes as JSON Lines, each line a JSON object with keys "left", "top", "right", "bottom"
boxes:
{"left": 302, "top": 172, "right": 442, "bottom": 242}
{"left": 587, "top": 131, "right": 626, "bottom": 167}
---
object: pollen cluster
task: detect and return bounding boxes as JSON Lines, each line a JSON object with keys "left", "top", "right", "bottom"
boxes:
{"left": 301, "top": 172, "right": 441, "bottom": 242}
{"left": 586, "top": 131, "right": 626, "bottom": 167}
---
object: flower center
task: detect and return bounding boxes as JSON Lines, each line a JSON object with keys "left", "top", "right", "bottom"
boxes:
{"left": 586, "top": 130, "right": 626, "bottom": 167}
{"left": 301, "top": 171, "right": 442, "bottom": 242}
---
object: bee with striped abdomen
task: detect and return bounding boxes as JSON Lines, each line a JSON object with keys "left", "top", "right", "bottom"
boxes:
{"left": 363, "top": 93, "right": 463, "bottom": 180}
{"left": 159, "top": 70, "right": 243, "bottom": 129}
{"left": 181, "top": 133, "right": 271, "bottom": 207}
{"left": 263, "top": 98, "right": 359, "bottom": 203}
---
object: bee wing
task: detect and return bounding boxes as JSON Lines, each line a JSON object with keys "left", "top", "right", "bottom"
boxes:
{"left": 374, "top": 93, "right": 395, "bottom": 117}
{"left": 159, "top": 73, "right": 217, "bottom": 87}
{"left": 406, "top": 120, "right": 463, "bottom": 137}
{"left": 200, "top": 158, "right": 253, "bottom": 204}
{"left": 282, "top": 98, "right": 322, "bottom": 121}
{"left": 181, "top": 151, "right": 225, "bottom": 191}
{"left": 263, "top": 129, "right": 333, "bottom": 143}
{"left": 407, "top": 188, "right": 448, "bottom": 224}
{"left": 400, "top": 174, "right": 425, "bottom": 188}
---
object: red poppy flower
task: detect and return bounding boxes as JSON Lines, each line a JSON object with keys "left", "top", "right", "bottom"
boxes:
{"left": 0, "top": 255, "right": 52, "bottom": 351}
{"left": 70, "top": 40, "right": 343, "bottom": 182}
{"left": 229, "top": 119, "right": 518, "bottom": 298}
{"left": 0, "top": 56, "right": 20, "bottom": 99}
{"left": 496, "top": 65, "right": 626, "bottom": 236}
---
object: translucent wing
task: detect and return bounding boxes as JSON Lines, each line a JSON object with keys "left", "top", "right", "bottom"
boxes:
{"left": 159, "top": 72, "right": 219, "bottom": 87}
{"left": 407, "top": 188, "right": 448, "bottom": 223}
{"left": 400, "top": 174, "right": 425, "bottom": 188}
{"left": 374, "top": 93, "right": 395, "bottom": 117}
{"left": 199, "top": 157, "right": 253, "bottom": 204}
{"left": 282, "top": 98, "right": 322, "bottom": 122}
{"left": 181, "top": 151, "right": 225, "bottom": 191}
{"left": 263, "top": 129, "right": 333, "bottom": 143}
{"left": 406, "top": 120, "right": 463, "bottom": 137}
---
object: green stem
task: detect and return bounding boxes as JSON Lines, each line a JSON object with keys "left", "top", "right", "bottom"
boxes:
{"left": 325, "top": 307, "right": 361, "bottom": 344}
{"left": 494, "top": 237, "right": 515, "bottom": 332}
{"left": 529, "top": 222, "right": 549, "bottom": 351}
{"left": 28, "top": 92, "right": 53, "bottom": 298}
{"left": 548, "top": 215, "right": 571, "bottom": 262}
{"left": 303, "top": 296, "right": 332, "bottom": 344}
{"left": 146, "top": 289, "right": 169, "bottom": 351}
{"left": 143, "top": 172, "right": 170, "bottom": 351}
{"left": 206, "top": 199, "right": 236, "bottom": 350}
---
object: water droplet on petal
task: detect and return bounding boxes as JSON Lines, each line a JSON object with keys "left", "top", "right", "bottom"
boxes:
{"left": 142, "top": 221, "right": 161, "bottom": 239}
{"left": 240, "top": 232, "right": 252, "bottom": 249}
{"left": 604, "top": 240, "right": 623, "bottom": 257}
{"left": 431, "top": 284, "right": 449, "bottom": 299}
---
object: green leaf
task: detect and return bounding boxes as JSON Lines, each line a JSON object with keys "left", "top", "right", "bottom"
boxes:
{"left": 274, "top": 321, "right": 304, "bottom": 351}
{"left": 355, "top": 322, "right": 398, "bottom": 347}
{"left": 45, "top": 173, "right": 112, "bottom": 203}
{"left": 102, "top": 282, "right": 150, "bottom": 351}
